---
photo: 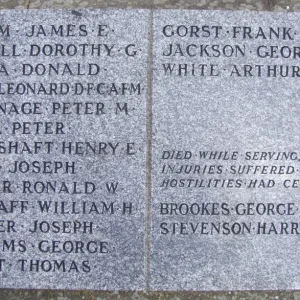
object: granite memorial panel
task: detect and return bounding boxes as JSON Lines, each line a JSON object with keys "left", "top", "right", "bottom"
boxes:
{"left": 151, "top": 10, "right": 300, "bottom": 290}
{"left": 2, "top": 7, "right": 300, "bottom": 292}
{"left": 0, "top": 9, "right": 149, "bottom": 290}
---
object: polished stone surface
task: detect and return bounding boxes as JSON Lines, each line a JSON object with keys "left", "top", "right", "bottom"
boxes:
{"left": 1, "top": 4, "right": 300, "bottom": 297}
{"left": 0, "top": 9, "right": 149, "bottom": 290}
{"left": 0, "top": 0, "right": 269, "bottom": 10}
{"left": 151, "top": 9, "right": 300, "bottom": 290}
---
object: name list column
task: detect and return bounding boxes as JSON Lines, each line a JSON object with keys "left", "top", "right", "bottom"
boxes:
{"left": 0, "top": 9, "right": 148, "bottom": 290}
{"left": 152, "top": 10, "right": 300, "bottom": 291}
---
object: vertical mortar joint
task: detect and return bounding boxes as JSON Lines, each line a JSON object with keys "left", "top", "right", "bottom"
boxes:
{"left": 145, "top": 9, "right": 154, "bottom": 292}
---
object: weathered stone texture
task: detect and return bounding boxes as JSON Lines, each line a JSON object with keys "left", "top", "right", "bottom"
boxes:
{"left": 0, "top": 290, "right": 298, "bottom": 300}
{"left": 151, "top": 9, "right": 300, "bottom": 291}
{"left": 152, "top": 0, "right": 264, "bottom": 10}
{"left": 274, "top": 0, "right": 300, "bottom": 11}
{"left": 0, "top": 0, "right": 300, "bottom": 11}
{"left": 0, "top": 1, "right": 300, "bottom": 299}
{"left": 0, "top": 8, "right": 148, "bottom": 291}
{"left": 28, "top": 0, "right": 153, "bottom": 9}
{"left": 0, "top": 0, "right": 28, "bottom": 9}
{"left": 1, "top": 0, "right": 296, "bottom": 10}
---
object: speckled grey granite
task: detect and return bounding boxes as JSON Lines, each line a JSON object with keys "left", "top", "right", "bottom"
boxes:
{"left": 26, "top": 0, "right": 265, "bottom": 10}
{"left": 152, "top": 0, "right": 266, "bottom": 10}
{"left": 0, "top": 0, "right": 300, "bottom": 11}
{"left": 152, "top": 9, "right": 300, "bottom": 290}
{"left": 2, "top": 4, "right": 300, "bottom": 299}
{"left": 28, "top": 0, "right": 154, "bottom": 9}
{"left": 0, "top": 9, "right": 149, "bottom": 290}
{"left": 0, "top": 0, "right": 271, "bottom": 10}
